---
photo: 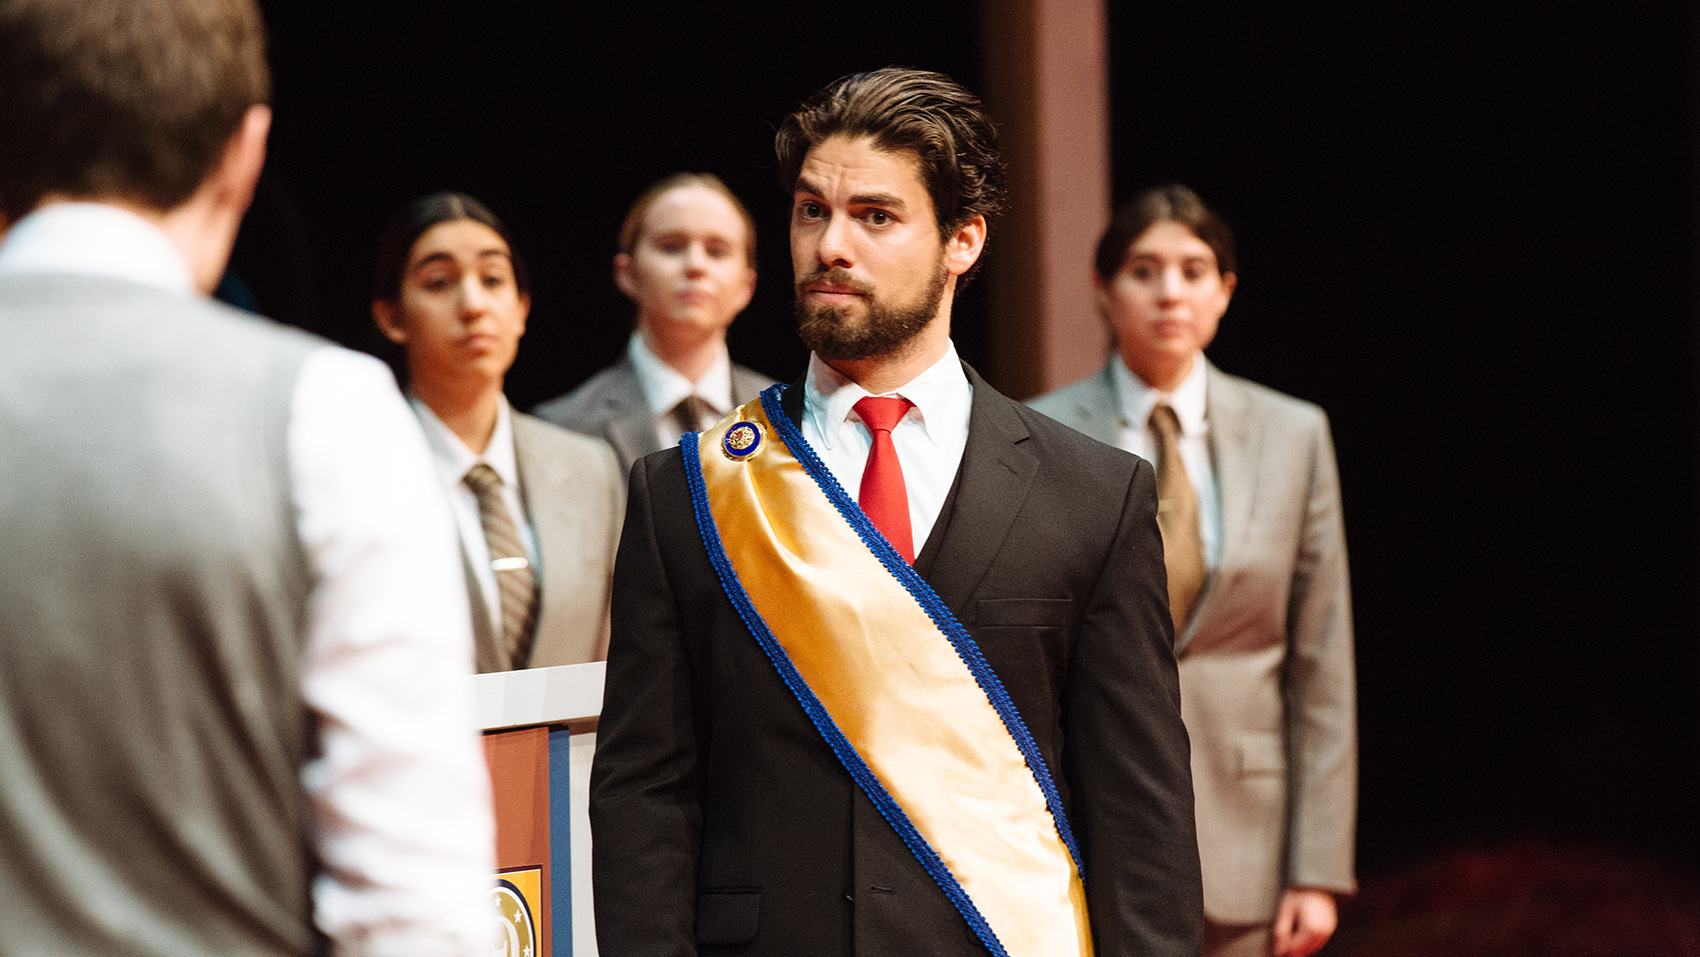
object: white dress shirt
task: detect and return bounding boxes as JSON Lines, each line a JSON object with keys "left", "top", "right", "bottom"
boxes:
{"left": 628, "top": 330, "right": 734, "bottom": 446}
{"left": 0, "top": 203, "right": 495, "bottom": 957}
{"left": 412, "top": 396, "right": 541, "bottom": 639}
{"left": 1112, "top": 354, "right": 1223, "bottom": 569}
{"left": 801, "top": 340, "right": 973, "bottom": 558}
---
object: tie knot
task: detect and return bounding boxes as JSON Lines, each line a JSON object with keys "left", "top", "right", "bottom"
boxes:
{"left": 464, "top": 462, "right": 503, "bottom": 495}
{"left": 1148, "top": 403, "right": 1182, "bottom": 439}
{"left": 673, "top": 394, "right": 714, "bottom": 433}
{"left": 854, "top": 395, "right": 913, "bottom": 434}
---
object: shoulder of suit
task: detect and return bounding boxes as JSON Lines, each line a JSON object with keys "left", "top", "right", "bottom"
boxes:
{"left": 530, "top": 360, "right": 636, "bottom": 426}
{"left": 512, "top": 411, "right": 621, "bottom": 475}
{"left": 1209, "top": 365, "right": 1329, "bottom": 431}
{"left": 730, "top": 361, "right": 781, "bottom": 399}
{"left": 1025, "top": 365, "right": 1113, "bottom": 423}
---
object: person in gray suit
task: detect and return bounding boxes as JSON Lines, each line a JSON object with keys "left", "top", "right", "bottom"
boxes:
{"left": 373, "top": 192, "right": 624, "bottom": 670}
{"left": 1030, "top": 185, "right": 1356, "bottom": 957}
{"left": 532, "top": 173, "right": 775, "bottom": 473}
{"left": 0, "top": 1, "right": 494, "bottom": 954}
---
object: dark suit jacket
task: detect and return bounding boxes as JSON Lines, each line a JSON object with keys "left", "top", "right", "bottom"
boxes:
{"left": 590, "top": 365, "right": 1202, "bottom": 957}
{"left": 532, "top": 354, "right": 775, "bottom": 477}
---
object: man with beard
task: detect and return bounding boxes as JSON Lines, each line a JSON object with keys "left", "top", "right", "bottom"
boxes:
{"left": 590, "top": 67, "right": 1201, "bottom": 957}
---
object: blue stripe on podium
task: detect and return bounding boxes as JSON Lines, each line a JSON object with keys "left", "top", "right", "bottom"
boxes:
{"left": 548, "top": 726, "right": 574, "bottom": 956}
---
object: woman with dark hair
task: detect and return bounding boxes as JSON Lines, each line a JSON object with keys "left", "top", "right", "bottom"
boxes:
{"left": 1031, "top": 185, "right": 1358, "bottom": 957}
{"left": 373, "top": 191, "right": 623, "bottom": 671}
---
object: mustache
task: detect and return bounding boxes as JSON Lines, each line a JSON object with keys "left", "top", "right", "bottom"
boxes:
{"left": 795, "top": 267, "right": 874, "bottom": 297}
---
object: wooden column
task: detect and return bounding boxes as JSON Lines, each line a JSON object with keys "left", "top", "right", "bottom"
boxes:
{"left": 978, "top": 0, "right": 1113, "bottom": 399}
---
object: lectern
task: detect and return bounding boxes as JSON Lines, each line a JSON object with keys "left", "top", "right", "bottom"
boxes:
{"left": 476, "top": 661, "right": 605, "bottom": 957}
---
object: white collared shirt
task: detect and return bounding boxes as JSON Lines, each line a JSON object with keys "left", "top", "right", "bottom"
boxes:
{"left": 0, "top": 203, "right": 494, "bottom": 956}
{"left": 412, "top": 396, "right": 541, "bottom": 638}
{"left": 801, "top": 340, "right": 973, "bottom": 558}
{"left": 1113, "top": 354, "right": 1223, "bottom": 569}
{"left": 627, "top": 331, "right": 735, "bottom": 446}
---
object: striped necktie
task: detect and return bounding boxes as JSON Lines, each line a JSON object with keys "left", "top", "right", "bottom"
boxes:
{"left": 463, "top": 463, "right": 539, "bottom": 669}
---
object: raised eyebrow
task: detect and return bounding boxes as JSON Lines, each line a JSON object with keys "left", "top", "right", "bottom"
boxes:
{"left": 793, "top": 178, "right": 824, "bottom": 199}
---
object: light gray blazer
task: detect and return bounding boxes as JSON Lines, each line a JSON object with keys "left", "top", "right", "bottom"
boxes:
{"left": 462, "top": 412, "right": 624, "bottom": 670}
{"left": 532, "top": 355, "right": 775, "bottom": 478}
{"left": 1029, "top": 359, "right": 1357, "bottom": 923}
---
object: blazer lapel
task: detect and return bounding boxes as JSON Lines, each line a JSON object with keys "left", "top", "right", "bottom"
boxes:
{"left": 776, "top": 367, "right": 1038, "bottom": 617}
{"left": 512, "top": 416, "right": 581, "bottom": 666}
{"left": 922, "top": 365, "right": 1039, "bottom": 616}
{"left": 1179, "top": 361, "right": 1258, "bottom": 654}
{"left": 602, "top": 360, "right": 662, "bottom": 468}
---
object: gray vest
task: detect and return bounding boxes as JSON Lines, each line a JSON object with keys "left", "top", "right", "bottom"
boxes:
{"left": 0, "top": 275, "right": 322, "bottom": 956}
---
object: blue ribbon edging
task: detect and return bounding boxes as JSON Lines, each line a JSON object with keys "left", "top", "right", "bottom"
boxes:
{"left": 681, "top": 384, "right": 1087, "bottom": 955}
{"left": 756, "top": 386, "right": 1085, "bottom": 876}
{"left": 682, "top": 428, "right": 1008, "bottom": 957}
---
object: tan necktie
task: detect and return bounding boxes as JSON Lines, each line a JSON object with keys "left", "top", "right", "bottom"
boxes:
{"left": 463, "top": 463, "right": 538, "bottom": 669}
{"left": 672, "top": 394, "right": 715, "bottom": 436}
{"left": 1149, "top": 404, "right": 1206, "bottom": 635}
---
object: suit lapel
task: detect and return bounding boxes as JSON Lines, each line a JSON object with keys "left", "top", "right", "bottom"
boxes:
{"left": 777, "top": 366, "right": 1037, "bottom": 617}
{"left": 922, "top": 366, "right": 1039, "bottom": 616}
{"left": 1179, "top": 362, "right": 1258, "bottom": 654}
{"left": 512, "top": 415, "right": 579, "bottom": 667}
{"left": 602, "top": 359, "right": 663, "bottom": 468}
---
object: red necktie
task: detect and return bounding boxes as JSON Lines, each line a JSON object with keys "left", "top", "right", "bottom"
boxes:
{"left": 853, "top": 395, "right": 915, "bottom": 562}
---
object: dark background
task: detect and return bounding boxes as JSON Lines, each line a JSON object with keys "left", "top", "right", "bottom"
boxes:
{"left": 244, "top": 0, "right": 1699, "bottom": 886}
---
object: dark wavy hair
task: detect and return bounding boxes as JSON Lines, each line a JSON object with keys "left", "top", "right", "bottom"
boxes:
{"left": 775, "top": 67, "right": 1006, "bottom": 284}
{"left": 1094, "top": 184, "right": 1237, "bottom": 281}
{"left": 371, "top": 191, "right": 530, "bottom": 303}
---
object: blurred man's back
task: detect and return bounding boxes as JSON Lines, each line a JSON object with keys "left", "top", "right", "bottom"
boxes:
{"left": 0, "top": 1, "right": 494, "bottom": 954}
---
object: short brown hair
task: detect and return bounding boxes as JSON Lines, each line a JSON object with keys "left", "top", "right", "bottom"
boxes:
{"left": 617, "top": 172, "right": 758, "bottom": 269}
{"left": 775, "top": 67, "right": 1006, "bottom": 282}
{"left": 1095, "top": 184, "right": 1237, "bottom": 281}
{"left": 0, "top": 0, "right": 271, "bottom": 222}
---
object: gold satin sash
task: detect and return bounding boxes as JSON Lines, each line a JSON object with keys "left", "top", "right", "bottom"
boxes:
{"left": 687, "top": 393, "right": 1092, "bottom": 957}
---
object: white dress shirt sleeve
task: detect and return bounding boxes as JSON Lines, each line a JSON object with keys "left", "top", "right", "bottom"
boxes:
{"left": 290, "top": 346, "right": 495, "bottom": 957}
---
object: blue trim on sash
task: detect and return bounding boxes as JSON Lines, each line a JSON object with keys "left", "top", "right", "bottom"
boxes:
{"left": 682, "top": 427, "right": 1009, "bottom": 957}
{"left": 758, "top": 386, "right": 1085, "bottom": 875}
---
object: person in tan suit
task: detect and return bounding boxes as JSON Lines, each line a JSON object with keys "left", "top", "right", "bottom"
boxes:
{"left": 1030, "top": 184, "right": 1356, "bottom": 957}
{"left": 373, "top": 191, "right": 624, "bottom": 669}
{"left": 532, "top": 173, "right": 775, "bottom": 474}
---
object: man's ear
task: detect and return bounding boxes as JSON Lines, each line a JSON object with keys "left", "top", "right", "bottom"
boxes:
{"left": 613, "top": 252, "right": 637, "bottom": 299}
{"left": 372, "top": 300, "right": 408, "bottom": 345}
{"left": 515, "top": 293, "right": 532, "bottom": 336}
{"left": 1091, "top": 272, "right": 1111, "bottom": 319}
{"left": 211, "top": 105, "right": 271, "bottom": 217}
{"left": 943, "top": 213, "right": 987, "bottom": 278}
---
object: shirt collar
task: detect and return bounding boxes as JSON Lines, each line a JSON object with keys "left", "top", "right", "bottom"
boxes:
{"left": 412, "top": 395, "right": 522, "bottom": 491}
{"left": 803, "top": 339, "right": 971, "bottom": 450}
{"left": 1113, "top": 351, "right": 1210, "bottom": 437}
{"left": 627, "top": 330, "right": 734, "bottom": 417}
{"left": 0, "top": 202, "right": 195, "bottom": 294}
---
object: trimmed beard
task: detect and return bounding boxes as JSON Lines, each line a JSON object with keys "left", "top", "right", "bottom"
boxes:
{"left": 794, "top": 259, "right": 949, "bottom": 362}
